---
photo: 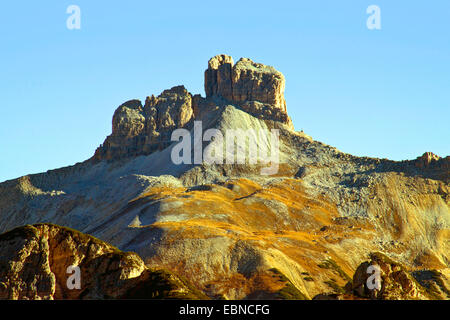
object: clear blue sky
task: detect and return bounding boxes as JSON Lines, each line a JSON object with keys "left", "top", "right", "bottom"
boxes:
{"left": 0, "top": 0, "right": 449, "bottom": 182}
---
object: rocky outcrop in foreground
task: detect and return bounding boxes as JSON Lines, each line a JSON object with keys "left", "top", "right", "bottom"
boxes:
{"left": 315, "top": 252, "right": 450, "bottom": 300}
{"left": 0, "top": 224, "right": 206, "bottom": 300}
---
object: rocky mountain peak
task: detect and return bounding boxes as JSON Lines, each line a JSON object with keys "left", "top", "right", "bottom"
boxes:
{"left": 204, "top": 54, "right": 292, "bottom": 127}
{"left": 93, "top": 55, "right": 294, "bottom": 161}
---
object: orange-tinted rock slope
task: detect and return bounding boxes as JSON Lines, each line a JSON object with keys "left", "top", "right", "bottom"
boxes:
{"left": 0, "top": 55, "right": 448, "bottom": 299}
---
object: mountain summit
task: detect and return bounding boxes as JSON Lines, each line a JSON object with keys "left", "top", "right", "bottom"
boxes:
{"left": 93, "top": 55, "right": 293, "bottom": 162}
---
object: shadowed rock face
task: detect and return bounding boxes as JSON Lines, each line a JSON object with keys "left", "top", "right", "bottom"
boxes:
{"left": 0, "top": 224, "right": 206, "bottom": 300}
